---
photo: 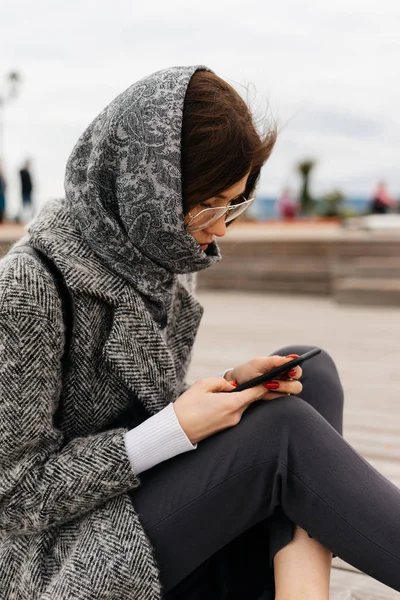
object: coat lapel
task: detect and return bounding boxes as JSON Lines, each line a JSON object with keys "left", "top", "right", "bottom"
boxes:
{"left": 103, "top": 280, "right": 203, "bottom": 415}
{"left": 165, "top": 278, "right": 204, "bottom": 387}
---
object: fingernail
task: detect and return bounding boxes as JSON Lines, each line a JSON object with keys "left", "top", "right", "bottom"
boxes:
{"left": 231, "top": 381, "right": 238, "bottom": 388}
{"left": 288, "top": 369, "right": 297, "bottom": 377}
{"left": 265, "top": 381, "right": 280, "bottom": 390}
{"left": 285, "top": 354, "right": 299, "bottom": 359}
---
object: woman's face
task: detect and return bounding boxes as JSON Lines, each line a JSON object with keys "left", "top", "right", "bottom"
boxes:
{"left": 184, "top": 173, "right": 250, "bottom": 252}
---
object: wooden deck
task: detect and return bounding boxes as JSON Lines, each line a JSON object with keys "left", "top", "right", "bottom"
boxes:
{"left": 189, "top": 290, "right": 400, "bottom": 599}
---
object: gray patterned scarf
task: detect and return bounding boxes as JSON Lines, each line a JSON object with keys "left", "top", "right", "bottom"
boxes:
{"left": 64, "top": 65, "right": 221, "bottom": 325}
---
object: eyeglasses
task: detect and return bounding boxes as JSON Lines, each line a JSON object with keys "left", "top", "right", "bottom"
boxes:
{"left": 185, "top": 197, "right": 255, "bottom": 233}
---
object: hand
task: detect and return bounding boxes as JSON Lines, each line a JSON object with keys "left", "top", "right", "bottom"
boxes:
{"left": 173, "top": 376, "right": 282, "bottom": 445}
{"left": 224, "top": 354, "right": 303, "bottom": 400}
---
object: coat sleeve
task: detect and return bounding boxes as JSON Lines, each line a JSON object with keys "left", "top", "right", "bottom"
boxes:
{"left": 0, "top": 255, "right": 139, "bottom": 535}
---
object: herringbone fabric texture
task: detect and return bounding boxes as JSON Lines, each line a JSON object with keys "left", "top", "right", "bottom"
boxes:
{"left": 0, "top": 64, "right": 221, "bottom": 599}
{"left": 0, "top": 201, "right": 204, "bottom": 599}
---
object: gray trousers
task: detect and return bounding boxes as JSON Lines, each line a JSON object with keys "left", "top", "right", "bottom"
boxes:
{"left": 132, "top": 347, "right": 400, "bottom": 598}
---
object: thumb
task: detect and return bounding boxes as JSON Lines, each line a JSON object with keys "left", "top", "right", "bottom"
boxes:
{"left": 233, "top": 384, "right": 268, "bottom": 406}
{"left": 204, "top": 376, "right": 238, "bottom": 393}
{"left": 284, "top": 353, "right": 299, "bottom": 361}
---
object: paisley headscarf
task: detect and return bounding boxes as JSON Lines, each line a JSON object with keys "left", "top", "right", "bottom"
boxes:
{"left": 64, "top": 65, "right": 221, "bottom": 325}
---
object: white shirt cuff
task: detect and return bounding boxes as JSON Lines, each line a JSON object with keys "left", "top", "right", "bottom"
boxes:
{"left": 124, "top": 403, "right": 197, "bottom": 475}
{"left": 218, "top": 367, "right": 234, "bottom": 379}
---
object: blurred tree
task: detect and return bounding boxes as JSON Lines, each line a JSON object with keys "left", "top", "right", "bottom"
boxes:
{"left": 319, "top": 189, "right": 345, "bottom": 217}
{"left": 296, "top": 159, "right": 316, "bottom": 215}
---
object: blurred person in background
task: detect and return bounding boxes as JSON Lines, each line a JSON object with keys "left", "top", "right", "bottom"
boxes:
{"left": 276, "top": 187, "right": 298, "bottom": 220}
{"left": 19, "top": 158, "right": 34, "bottom": 222}
{"left": 0, "top": 159, "right": 6, "bottom": 223}
{"left": 370, "top": 181, "right": 397, "bottom": 214}
{"left": 1, "top": 66, "right": 400, "bottom": 600}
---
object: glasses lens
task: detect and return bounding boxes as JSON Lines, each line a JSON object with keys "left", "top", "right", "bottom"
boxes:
{"left": 186, "top": 207, "right": 227, "bottom": 233}
{"left": 186, "top": 198, "right": 255, "bottom": 232}
{"left": 225, "top": 197, "right": 255, "bottom": 223}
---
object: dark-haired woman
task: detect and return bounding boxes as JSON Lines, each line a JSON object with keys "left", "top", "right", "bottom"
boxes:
{"left": 0, "top": 66, "right": 399, "bottom": 600}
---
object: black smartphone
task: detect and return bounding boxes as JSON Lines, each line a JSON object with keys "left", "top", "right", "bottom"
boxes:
{"left": 228, "top": 348, "right": 321, "bottom": 393}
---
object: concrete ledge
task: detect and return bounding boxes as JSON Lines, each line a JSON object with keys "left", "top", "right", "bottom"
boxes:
{"left": 0, "top": 225, "right": 25, "bottom": 258}
{"left": 198, "top": 233, "right": 400, "bottom": 304}
{"left": 334, "top": 278, "right": 400, "bottom": 307}
{"left": 345, "top": 257, "right": 400, "bottom": 279}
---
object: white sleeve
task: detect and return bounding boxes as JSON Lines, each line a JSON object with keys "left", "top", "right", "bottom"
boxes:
{"left": 218, "top": 367, "right": 234, "bottom": 379}
{"left": 124, "top": 403, "right": 197, "bottom": 475}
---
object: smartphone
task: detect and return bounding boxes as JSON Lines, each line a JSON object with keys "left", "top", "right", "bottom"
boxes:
{"left": 228, "top": 348, "right": 321, "bottom": 393}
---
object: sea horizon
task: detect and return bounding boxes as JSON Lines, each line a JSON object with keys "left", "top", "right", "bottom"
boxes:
{"left": 250, "top": 196, "right": 371, "bottom": 220}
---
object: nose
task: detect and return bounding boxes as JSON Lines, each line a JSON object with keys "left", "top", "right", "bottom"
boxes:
{"left": 204, "top": 215, "right": 227, "bottom": 238}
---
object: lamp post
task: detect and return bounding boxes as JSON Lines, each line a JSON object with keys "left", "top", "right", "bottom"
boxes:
{"left": 0, "top": 71, "right": 21, "bottom": 158}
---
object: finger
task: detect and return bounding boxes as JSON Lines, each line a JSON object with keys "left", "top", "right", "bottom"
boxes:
{"left": 231, "top": 383, "right": 271, "bottom": 407}
{"left": 293, "top": 366, "right": 303, "bottom": 379}
{"left": 246, "top": 354, "right": 296, "bottom": 371}
{"left": 254, "top": 354, "right": 301, "bottom": 376}
{"left": 263, "top": 391, "right": 294, "bottom": 400}
{"left": 199, "top": 376, "right": 237, "bottom": 393}
{"left": 279, "top": 365, "right": 303, "bottom": 380}
{"left": 263, "top": 379, "right": 303, "bottom": 396}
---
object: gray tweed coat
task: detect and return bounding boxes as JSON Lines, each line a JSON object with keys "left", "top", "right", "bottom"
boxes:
{"left": 0, "top": 202, "right": 203, "bottom": 600}
{"left": 0, "top": 64, "right": 223, "bottom": 600}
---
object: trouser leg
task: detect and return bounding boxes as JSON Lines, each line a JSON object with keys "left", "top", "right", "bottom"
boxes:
{"left": 268, "top": 396, "right": 400, "bottom": 591}
{"left": 271, "top": 345, "right": 344, "bottom": 435}
{"left": 266, "top": 345, "right": 344, "bottom": 557}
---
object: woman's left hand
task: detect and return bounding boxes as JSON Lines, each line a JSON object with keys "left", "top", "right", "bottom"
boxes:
{"left": 224, "top": 354, "right": 303, "bottom": 399}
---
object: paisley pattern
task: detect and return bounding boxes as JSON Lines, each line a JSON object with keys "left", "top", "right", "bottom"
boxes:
{"left": 64, "top": 65, "right": 221, "bottom": 325}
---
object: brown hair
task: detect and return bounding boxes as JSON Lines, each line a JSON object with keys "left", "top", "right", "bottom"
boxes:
{"left": 181, "top": 70, "right": 277, "bottom": 214}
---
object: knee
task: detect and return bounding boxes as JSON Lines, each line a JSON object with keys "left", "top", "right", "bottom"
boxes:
{"left": 272, "top": 344, "right": 344, "bottom": 433}
{"left": 272, "top": 344, "right": 336, "bottom": 372}
{"left": 273, "top": 344, "right": 343, "bottom": 393}
{"left": 246, "top": 395, "right": 317, "bottom": 444}
{"left": 265, "top": 395, "right": 316, "bottom": 430}
{"left": 244, "top": 396, "right": 320, "bottom": 461}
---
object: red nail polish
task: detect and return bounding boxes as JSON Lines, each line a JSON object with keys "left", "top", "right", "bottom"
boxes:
{"left": 288, "top": 369, "right": 297, "bottom": 377}
{"left": 231, "top": 381, "right": 238, "bottom": 388}
{"left": 265, "top": 381, "right": 280, "bottom": 390}
{"left": 285, "top": 354, "right": 299, "bottom": 359}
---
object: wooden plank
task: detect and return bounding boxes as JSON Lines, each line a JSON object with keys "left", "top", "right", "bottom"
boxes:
{"left": 330, "top": 566, "right": 400, "bottom": 599}
{"left": 331, "top": 559, "right": 400, "bottom": 598}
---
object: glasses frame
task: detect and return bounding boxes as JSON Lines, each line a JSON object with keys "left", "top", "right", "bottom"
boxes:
{"left": 185, "top": 197, "right": 255, "bottom": 233}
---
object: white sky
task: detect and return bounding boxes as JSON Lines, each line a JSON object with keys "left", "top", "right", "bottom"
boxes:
{"left": 1, "top": 0, "right": 400, "bottom": 214}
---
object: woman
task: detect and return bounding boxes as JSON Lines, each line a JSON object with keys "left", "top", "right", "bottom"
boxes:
{"left": 0, "top": 66, "right": 399, "bottom": 600}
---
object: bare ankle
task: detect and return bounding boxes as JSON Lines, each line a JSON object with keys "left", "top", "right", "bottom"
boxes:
{"left": 274, "top": 526, "right": 331, "bottom": 600}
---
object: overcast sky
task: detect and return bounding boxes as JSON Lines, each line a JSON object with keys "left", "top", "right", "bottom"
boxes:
{"left": 1, "top": 0, "right": 399, "bottom": 214}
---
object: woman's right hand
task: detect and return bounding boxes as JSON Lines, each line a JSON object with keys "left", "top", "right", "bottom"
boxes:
{"left": 173, "top": 376, "right": 298, "bottom": 445}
